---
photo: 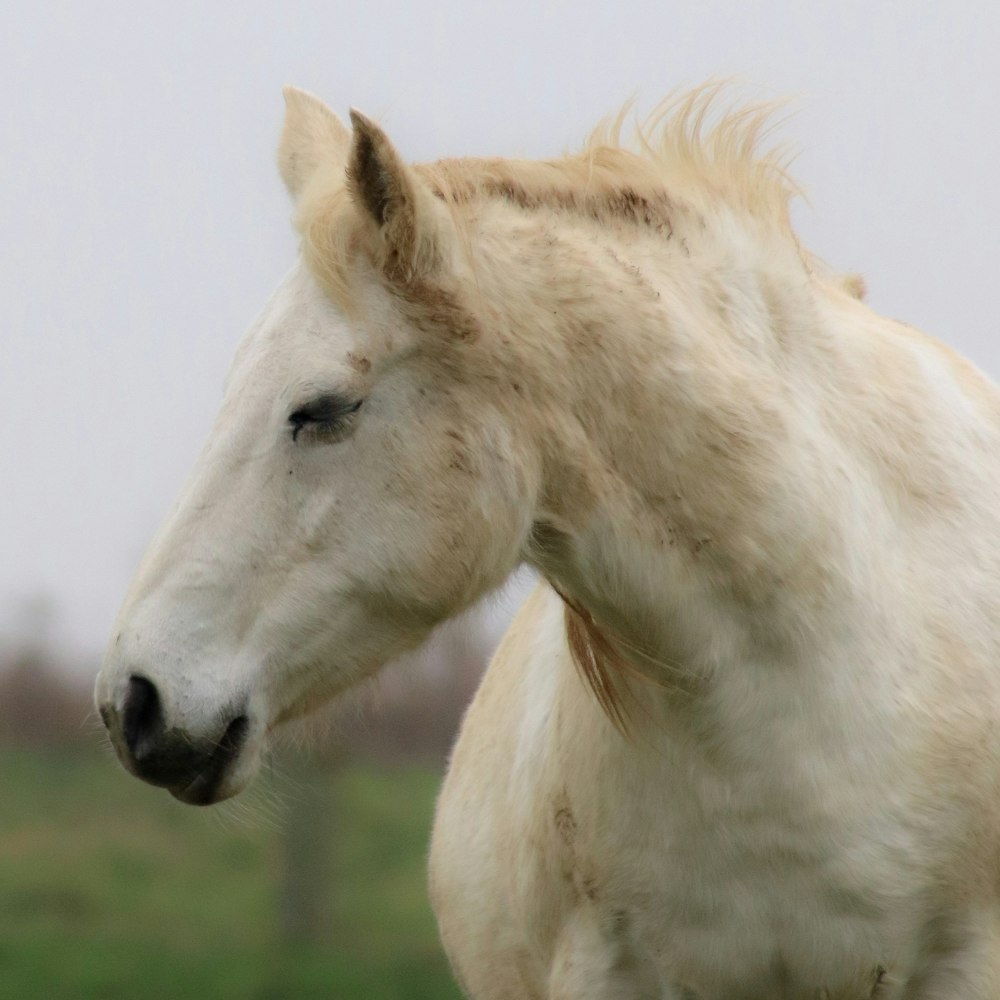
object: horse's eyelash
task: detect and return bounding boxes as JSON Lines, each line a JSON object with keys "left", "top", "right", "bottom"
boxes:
{"left": 289, "top": 396, "right": 363, "bottom": 441}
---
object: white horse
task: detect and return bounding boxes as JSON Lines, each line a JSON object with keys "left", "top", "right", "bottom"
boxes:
{"left": 96, "top": 86, "right": 1000, "bottom": 998}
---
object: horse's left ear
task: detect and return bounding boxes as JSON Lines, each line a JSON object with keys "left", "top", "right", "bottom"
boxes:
{"left": 347, "top": 110, "right": 452, "bottom": 285}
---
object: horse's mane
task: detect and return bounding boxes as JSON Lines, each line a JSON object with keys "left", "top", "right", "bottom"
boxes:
{"left": 296, "top": 84, "right": 802, "bottom": 311}
{"left": 424, "top": 84, "right": 799, "bottom": 232}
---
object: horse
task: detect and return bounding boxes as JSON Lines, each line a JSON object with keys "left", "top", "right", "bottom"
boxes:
{"left": 96, "top": 85, "right": 1000, "bottom": 998}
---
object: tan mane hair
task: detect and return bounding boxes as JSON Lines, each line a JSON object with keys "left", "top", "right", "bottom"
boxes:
{"left": 557, "top": 588, "right": 633, "bottom": 734}
{"left": 296, "top": 84, "right": 802, "bottom": 313}
{"left": 427, "top": 84, "right": 798, "bottom": 228}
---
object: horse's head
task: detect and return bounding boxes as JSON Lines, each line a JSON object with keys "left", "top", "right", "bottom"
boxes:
{"left": 95, "top": 90, "right": 540, "bottom": 804}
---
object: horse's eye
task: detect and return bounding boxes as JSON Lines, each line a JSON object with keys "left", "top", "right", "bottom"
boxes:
{"left": 288, "top": 395, "right": 363, "bottom": 442}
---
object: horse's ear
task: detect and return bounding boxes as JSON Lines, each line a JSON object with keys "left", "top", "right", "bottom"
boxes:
{"left": 347, "top": 109, "right": 451, "bottom": 284}
{"left": 278, "top": 86, "right": 350, "bottom": 199}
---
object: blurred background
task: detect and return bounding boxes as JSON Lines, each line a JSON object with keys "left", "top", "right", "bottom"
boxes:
{"left": 2, "top": 2, "right": 999, "bottom": 997}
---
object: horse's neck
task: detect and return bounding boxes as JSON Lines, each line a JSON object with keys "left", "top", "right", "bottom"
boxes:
{"left": 516, "top": 213, "right": 841, "bottom": 690}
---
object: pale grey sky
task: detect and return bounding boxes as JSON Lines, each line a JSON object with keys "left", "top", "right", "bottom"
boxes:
{"left": 2, "top": 1, "right": 999, "bottom": 665}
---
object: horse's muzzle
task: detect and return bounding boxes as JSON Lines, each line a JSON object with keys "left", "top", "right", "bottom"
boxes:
{"left": 99, "top": 675, "right": 250, "bottom": 806}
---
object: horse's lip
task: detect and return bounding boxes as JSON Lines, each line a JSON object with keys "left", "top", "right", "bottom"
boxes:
{"left": 169, "top": 770, "right": 236, "bottom": 806}
{"left": 168, "top": 714, "right": 250, "bottom": 807}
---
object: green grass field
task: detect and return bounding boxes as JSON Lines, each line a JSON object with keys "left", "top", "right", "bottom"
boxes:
{"left": 0, "top": 745, "right": 463, "bottom": 999}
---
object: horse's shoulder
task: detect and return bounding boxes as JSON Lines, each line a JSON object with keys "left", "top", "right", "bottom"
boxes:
{"left": 443, "top": 582, "right": 564, "bottom": 780}
{"left": 431, "top": 582, "right": 573, "bottom": 993}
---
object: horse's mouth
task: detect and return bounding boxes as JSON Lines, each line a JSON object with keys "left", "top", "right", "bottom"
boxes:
{"left": 166, "top": 714, "right": 251, "bottom": 806}
{"left": 169, "top": 773, "right": 236, "bottom": 806}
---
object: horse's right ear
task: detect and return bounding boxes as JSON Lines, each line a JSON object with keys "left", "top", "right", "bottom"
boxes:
{"left": 278, "top": 86, "right": 350, "bottom": 199}
{"left": 347, "top": 110, "right": 453, "bottom": 286}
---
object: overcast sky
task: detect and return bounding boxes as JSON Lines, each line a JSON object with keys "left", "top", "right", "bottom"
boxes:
{"left": 2, "top": 2, "right": 999, "bottom": 668}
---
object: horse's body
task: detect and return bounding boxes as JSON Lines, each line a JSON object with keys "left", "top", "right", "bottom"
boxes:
{"left": 434, "top": 579, "right": 1000, "bottom": 999}
{"left": 97, "top": 88, "right": 1000, "bottom": 998}
{"left": 427, "top": 175, "right": 1000, "bottom": 997}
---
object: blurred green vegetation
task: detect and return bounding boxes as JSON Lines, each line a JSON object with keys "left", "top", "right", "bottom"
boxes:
{"left": 0, "top": 745, "right": 462, "bottom": 999}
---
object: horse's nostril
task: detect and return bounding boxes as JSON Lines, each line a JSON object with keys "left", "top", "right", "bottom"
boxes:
{"left": 219, "top": 714, "right": 249, "bottom": 756}
{"left": 122, "top": 675, "right": 162, "bottom": 760}
{"left": 108, "top": 678, "right": 251, "bottom": 802}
